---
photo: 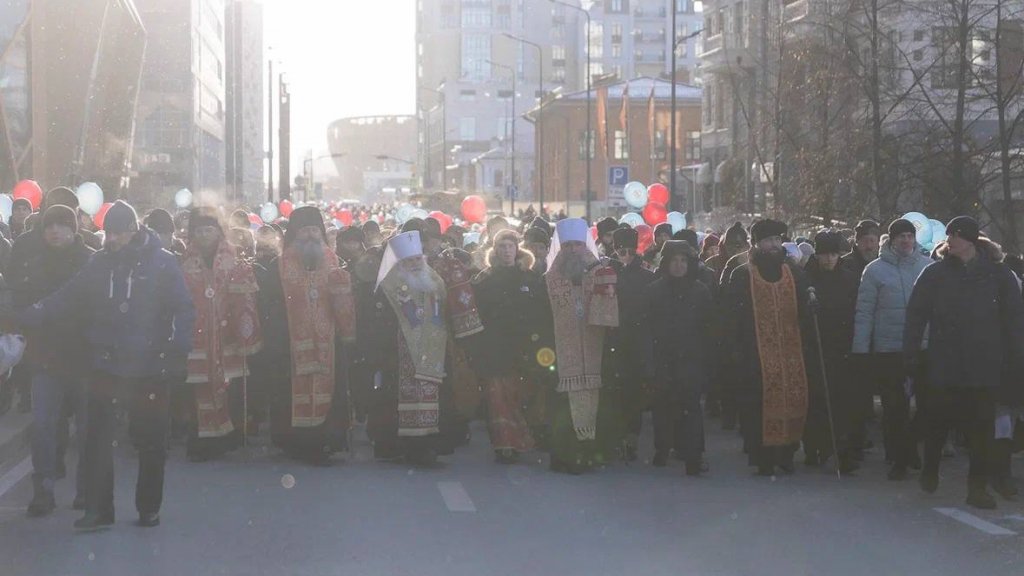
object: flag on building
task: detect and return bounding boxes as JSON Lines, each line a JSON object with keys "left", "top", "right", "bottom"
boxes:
{"left": 597, "top": 85, "right": 609, "bottom": 159}
{"left": 648, "top": 82, "right": 657, "bottom": 154}
{"left": 619, "top": 81, "right": 630, "bottom": 159}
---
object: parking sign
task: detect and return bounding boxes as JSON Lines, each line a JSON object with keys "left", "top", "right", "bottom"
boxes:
{"left": 609, "top": 166, "right": 629, "bottom": 187}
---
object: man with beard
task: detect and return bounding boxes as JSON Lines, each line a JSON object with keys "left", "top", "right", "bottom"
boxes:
{"left": 641, "top": 241, "right": 712, "bottom": 475}
{"left": 255, "top": 225, "right": 283, "bottom": 270}
{"left": 250, "top": 206, "right": 356, "bottom": 465}
{"left": 841, "top": 220, "right": 881, "bottom": 281}
{"left": 366, "top": 231, "right": 471, "bottom": 465}
{"left": 15, "top": 200, "right": 195, "bottom": 529}
{"left": 725, "top": 219, "right": 816, "bottom": 476}
{"left": 470, "top": 229, "right": 552, "bottom": 463}
{"left": 179, "top": 208, "right": 262, "bottom": 462}
{"left": 545, "top": 218, "right": 620, "bottom": 474}
{"left": 606, "top": 227, "right": 655, "bottom": 462}
{"left": 803, "top": 231, "right": 860, "bottom": 473}
{"left": 15, "top": 205, "right": 94, "bottom": 516}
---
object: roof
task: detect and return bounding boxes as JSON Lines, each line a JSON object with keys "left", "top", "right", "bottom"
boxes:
{"left": 524, "top": 76, "right": 702, "bottom": 121}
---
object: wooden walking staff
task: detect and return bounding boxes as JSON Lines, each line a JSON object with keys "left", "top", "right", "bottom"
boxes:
{"left": 808, "top": 287, "right": 843, "bottom": 480}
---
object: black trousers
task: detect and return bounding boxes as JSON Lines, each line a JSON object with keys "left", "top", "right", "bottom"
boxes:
{"left": 652, "top": 382, "right": 703, "bottom": 465}
{"left": 83, "top": 373, "right": 170, "bottom": 518}
{"left": 922, "top": 386, "right": 993, "bottom": 488}
{"left": 872, "top": 353, "right": 919, "bottom": 468}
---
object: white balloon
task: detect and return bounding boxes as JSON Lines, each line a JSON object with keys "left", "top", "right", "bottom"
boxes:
{"left": 259, "top": 202, "right": 279, "bottom": 223}
{"left": 623, "top": 181, "right": 648, "bottom": 210}
{"left": 174, "top": 188, "right": 193, "bottom": 209}
{"left": 619, "top": 212, "right": 644, "bottom": 228}
{"left": 0, "top": 195, "right": 11, "bottom": 224}
{"left": 666, "top": 211, "right": 687, "bottom": 234}
{"left": 75, "top": 182, "right": 104, "bottom": 216}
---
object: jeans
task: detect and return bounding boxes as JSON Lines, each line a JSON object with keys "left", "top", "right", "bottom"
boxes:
{"left": 83, "top": 373, "right": 170, "bottom": 517}
{"left": 30, "top": 371, "right": 87, "bottom": 494}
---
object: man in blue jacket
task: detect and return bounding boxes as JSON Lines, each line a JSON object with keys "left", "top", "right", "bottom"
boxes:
{"left": 15, "top": 200, "right": 195, "bottom": 530}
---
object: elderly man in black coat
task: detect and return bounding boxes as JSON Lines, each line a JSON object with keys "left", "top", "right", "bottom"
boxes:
{"left": 641, "top": 241, "right": 712, "bottom": 474}
{"left": 905, "top": 216, "right": 1024, "bottom": 509}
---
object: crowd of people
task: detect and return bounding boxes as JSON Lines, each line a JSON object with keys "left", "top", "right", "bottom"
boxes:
{"left": 1, "top": 185, "right": 1022, "bottom": 533}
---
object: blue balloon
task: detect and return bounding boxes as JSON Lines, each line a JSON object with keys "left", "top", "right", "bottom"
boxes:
{"left": 259, "top": 202, "right": 279, "bottom": 223}
{"left": 619, "top": 212, "right": 644, "bottom": 228}
{"left": 0, "top": 195, "right": 12, "bottom": 223}
{"left": 929, "top": 219, "right": 946, "bottom": 246}
{"left": 666, "top": 211, "right": 687, "bottom": 234}
{"left": 623, "top": 181, "right": 648, "bottom": 210}
{"left": 902, "top": 212, "right": 931, "bottom": 245}
{"left": 395, "top": 203, "right": 417, "bottom": 224}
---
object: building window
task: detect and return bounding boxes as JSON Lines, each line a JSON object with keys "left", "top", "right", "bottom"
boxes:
{"left": 613, "top": 130, "right": 629, "bottom": 160}
{"left": 612, "top": 65, "right": 623, "bottom": 79}
{"left": 579, "top": 130, "right": 595, "bottom": 159}
{"left": 496, "top": 117, "right": 509, "bottom": 139}
{"left": 734, "top": 3, "right": 744, "bottom": 44}
{"left": 932, "top": 27, "right": 969, "bottom": 89}
{"left": 913, "top": 49, "right": 923, "bottom": 62}
{"left": 553, "top": 68, "right": 566, "bottom": 82}
{"left": 610, "top": 0, "right": 625, "bottom": 13}
{"left": 494, "top": 169, "right": 504, "bottom": 188}
{"left": 612, "top": 24, "right": 623, "bottom": 44}
{"left": 612, "top": 44, "right": 622, "bottom": 58}
{"left": 914, "top": 29, "right": 925, "bottom": 42}
{"left": 704, "top": 83, "right": 713, "bottom": 126}
{"left": 441, "top": 1, "right": 458, "bottom": 28}
{"left": 461, "top": 33, "right": 492, "bottom": 81}
{"left": 495, "top": 0, "right": 512, "bottom": 28}
{"left": 589, "top": 22, "right": 604, "bottom": 59}
{"left": 652, "top": 130, "right": 667, "bottom": 160}
{"left": 460, "top": 117, "right": 476, "bottom": 140}
{"left": 685, "top": 131, "right": 701, "bottom": 161}
{"left": 461, "top": 0, "right": 491, "bottom": 27}
{"left": 676, "top": 0, "right": 688, "bottom": 13}
{"left": 714, "top": 81, "right": 725, "bottom": 126}
{"left": 460, "top": 89, "right": 477, "bottom": 101}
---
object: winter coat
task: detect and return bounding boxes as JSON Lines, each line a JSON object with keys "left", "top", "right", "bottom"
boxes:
{"left": 605, "top": 256, "right": 656, "bottom": 380}
{"left": 9, "top": 236, "right": 93, "bottom": 375}
{"left": 641, "top": 269, "right": 713, "bottom": 386}
{"left": 840, "top": 249, "right": 874, "bottom": 283}
{"left": 852, "top": 238, "right": 932, "bottom": 354}
{"left": 724, "top": 257, "right": 820, "bottom": 404}
{"left": 806, "top": 262, "right": 858, "bottom": 360}
{"left": 469, "top": 250, "right": 553, "bottom": 379}
{"left": 17, "top": 227, "right": 195, "bottom": 380}
{"left": 904, "top": 239, "right": 1024, "bottom": 398}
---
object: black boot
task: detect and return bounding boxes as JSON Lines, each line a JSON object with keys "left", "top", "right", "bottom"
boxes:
{"left": 26, "top": 478, "right": 55, "bottom": 518}
{"left": 966, "top": 484, "right": 998, "bottom": 510}
{"left": 74, "top": 511, "right": 115, "bottom": 531}
{"left": 652, "top": 452, "right": 668, "bottom": 467}
{"left": 991, "top": 477, "right": 1019, "bottom": 501}
{"left": 887, "top": 464, "right": 908, "bottom": 481}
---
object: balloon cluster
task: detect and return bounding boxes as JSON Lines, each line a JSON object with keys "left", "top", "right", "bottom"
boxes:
{"left": 902, "top": 212, "right": 947, "bottom": 252}
{"left": 618, "top": 181, "right": 688, "bottom": 251}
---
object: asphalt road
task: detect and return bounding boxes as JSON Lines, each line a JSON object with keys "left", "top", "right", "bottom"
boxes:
{"left": 0, "top": 416, "right": 1021, "bottom": 576}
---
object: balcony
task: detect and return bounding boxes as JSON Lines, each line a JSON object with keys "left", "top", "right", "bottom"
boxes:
{"left": 700, "top": 33, "right": 755, "bottom": 73}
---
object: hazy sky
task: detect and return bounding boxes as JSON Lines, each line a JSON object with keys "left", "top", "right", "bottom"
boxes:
{"left": 263, "top": 0, "right": 416, "bottom": 163}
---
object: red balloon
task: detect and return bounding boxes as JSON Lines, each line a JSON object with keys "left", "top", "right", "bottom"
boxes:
{"left": 460, "top": 195, "right": 487, "bottom": 224}
{"left": 636, "top": 224, "right": 654, "bottom": 254}
{"left": 94, "top": 202, "right": 113, "bottom": 230}
{"left": 590, "top": 225, "right": 598, "bottom": 240}
{"left": 248, "top": 213, "right": 263, "bottom": 226}
{"left": 648, "top": 183, "right": 669, "bottom": 206}
{"left": 427, "top": 210, "right": 452, "bottom": 234}
{"left": 643, "top": 201, "right": 668, "bottom": 225}
{"left": 279, "top": 199, "right": 294, "bottom": 218}
{"left": 334, "top": 209, "right": 353, "bottom": 227}
{"left": 13, "top": 180, "right": 43, "bottom": 210}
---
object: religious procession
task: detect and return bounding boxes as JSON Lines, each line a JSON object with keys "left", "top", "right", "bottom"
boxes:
{"left": 0, "top": 180, "right": 1021, "bottom": 536}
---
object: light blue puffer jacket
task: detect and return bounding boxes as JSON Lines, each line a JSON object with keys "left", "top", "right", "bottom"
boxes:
{"left": 852, "top": 238, "right": 932, "bottom": 354}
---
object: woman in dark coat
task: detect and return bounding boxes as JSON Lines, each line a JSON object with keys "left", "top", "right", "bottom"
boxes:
{"left": 469, "top": 229, "right": 553, "bottom": 463}
{"left": 640, "top": 241, "right": 712, "bottom": 474}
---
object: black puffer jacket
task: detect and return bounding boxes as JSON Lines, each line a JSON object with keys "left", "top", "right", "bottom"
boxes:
{"left": 904, "top": 239, "right": 1024, "bottom": 401}
{"left": 641, "top": 259, "right": 713, "bottom": 385}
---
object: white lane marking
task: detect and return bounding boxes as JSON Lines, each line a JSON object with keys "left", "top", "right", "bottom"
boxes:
{"left": 437, "top": 481, "right": 476, "bottom": 513}
{"left": 0, "top": 456, "right": 32, "bottom": 498}
{"left": 1002, "top": 514, "right": 1024, "bottom": 523}
{"left": 934, "top": 507, "right": 1017, "bottom": 536}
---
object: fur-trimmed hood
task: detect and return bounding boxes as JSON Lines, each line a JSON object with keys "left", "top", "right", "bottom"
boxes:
{"left": 483, "top": 244, "right": 536, "bottom": 271}
{"left": 934, "top": 237, "right": 1004, "bottom": 262}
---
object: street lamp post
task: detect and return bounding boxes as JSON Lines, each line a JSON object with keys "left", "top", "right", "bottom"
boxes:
{"left": 419, "top": 82, "right": 447, "bottom": 191}
{"left": 303, "top": 152, "right": 347, "bottom": 203}
{"left": 671, "top": 24, "right": 703, "bottom": 213}
{"left": 503, "top": 32, "right": 544, "bottom": 216}
{"left": 549, "top": 0, "right": 589, "bottom": 221}
{"left": 486, "top": 59, "right": 517, "bottom": 215}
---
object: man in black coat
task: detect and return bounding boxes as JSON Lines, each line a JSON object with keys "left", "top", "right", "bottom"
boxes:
{"left": 14, "top": 206, "right": 94, "bottom": 516}
{"left": 641, "top": 241, "right": 712, "bottom": 474}
{"left": 840, "top": 219, "right": 881, "bottom": 281}
{"left": 804, "top": 231, "right": 860, "bottom": 473}
{"left": 606, "top": 227, "right": 656, "bottom": 462}
{"left": 904, "top": 216, "right": 1024, "bottom": 509}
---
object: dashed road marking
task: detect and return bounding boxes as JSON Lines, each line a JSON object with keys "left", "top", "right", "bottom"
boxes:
{"left": 0, "top": 456, "right": 32, "bottom": 498}
{"left": 437, "top": 481, "right": 476, "bottom": 513}
{"left": 934, "top": 507, "right": 1017, "bottom": 536}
